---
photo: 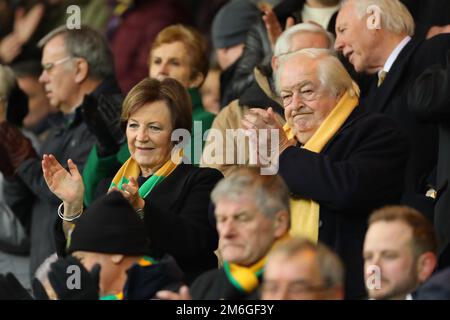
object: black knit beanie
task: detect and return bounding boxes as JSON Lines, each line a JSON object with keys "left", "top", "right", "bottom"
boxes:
{"left": 67, "top": 191, "right": 150, "bottom": 256}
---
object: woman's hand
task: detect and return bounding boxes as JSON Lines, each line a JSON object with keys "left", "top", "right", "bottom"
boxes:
{"left": 42, "top": 154, "right": 84, "bottom": 205}
{"left": 110, "top": 177, "right": 145, "bottom": 211}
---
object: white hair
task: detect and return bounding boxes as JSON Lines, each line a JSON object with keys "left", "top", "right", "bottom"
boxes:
{"left": 275, "top": 48, "right": 355, "bottom": 97}
{"left": 274, "top": 22, "right": 335, "bottom": 57}
{"left": 342, "top": 0, "right": 414, "bottom": 36}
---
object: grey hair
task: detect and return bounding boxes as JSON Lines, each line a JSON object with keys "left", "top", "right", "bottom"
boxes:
{"left": 38, "top": 25, "right": 114, "bottom": 80}
{"left": 267, "top": 237, "right": 345, "bottom": 289}
{"left": 0, "top": 65, "right": 16, "bottom": 99}
{"left": 211, "top": 168, "right": 290, "bottom": 221}
{"left": 274, "top": 22, "right": 335, "bottom": 57}
{"left": 275, "top": 48, "right": 355, "bottom": 97}
{"left": 342, "top": 0, "right": 414, "bottom": 36}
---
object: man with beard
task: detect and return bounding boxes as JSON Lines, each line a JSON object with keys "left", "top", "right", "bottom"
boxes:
{"left": 363, "top": 205, "right": 437, "bottom": 299}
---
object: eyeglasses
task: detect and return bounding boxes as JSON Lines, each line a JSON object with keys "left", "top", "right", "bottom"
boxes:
{"left": 41, "top": 56, "right": 73, "bottom": 72}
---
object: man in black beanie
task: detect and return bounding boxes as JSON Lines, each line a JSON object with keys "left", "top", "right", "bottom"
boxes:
{"left": 36, "top": 191, "right": 183, "bottom": 300}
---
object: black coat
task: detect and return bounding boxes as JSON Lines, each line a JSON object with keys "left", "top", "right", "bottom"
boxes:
{"left": 360, "top": 35, "right": 450, "bottom": 197}
{"left": 408, "top": 50, "right": 450, "bottom": 269}
{"left": 278, "top": 108, "right": 409, "bottom": 299}
{"left": 190, "top": 268, "right": 260, "bottom": 300}
{"left": 141, "top": 164, "right": 223, "bottom": 284}
{"left": 3, "top": 77, "right": 121, "bottom": 277}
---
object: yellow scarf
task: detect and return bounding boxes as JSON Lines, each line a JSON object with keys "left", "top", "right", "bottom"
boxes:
{"left": 284, "top": 84, "right": 360, "bottom": 243}
{"left": 224, "top": 234, "right": 291, "bottom": 293}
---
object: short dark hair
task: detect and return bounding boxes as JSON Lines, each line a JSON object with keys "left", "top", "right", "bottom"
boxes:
{"left": 369, "top": 205, "right": 437, "bottom": 257}
{"left": 121, "top": 77, "right": 192, "bottom": 134}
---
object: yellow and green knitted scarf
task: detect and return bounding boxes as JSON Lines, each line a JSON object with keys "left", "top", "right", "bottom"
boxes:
{"left": 109, "top": 150, "right": 182, "bottom": 198}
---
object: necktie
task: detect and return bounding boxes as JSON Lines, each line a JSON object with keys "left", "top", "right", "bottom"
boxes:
{"left": 377, "top": 70, "right": 387, "bottom": 87}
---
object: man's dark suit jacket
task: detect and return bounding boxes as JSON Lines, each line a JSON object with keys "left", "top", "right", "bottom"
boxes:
{"left": 279, "top": 108, "right": 409, "bottom": 299}
{"left": 408, "top": 50, "right": 450, "bottom": 270}
{"left": 361, "top": 35, "right": 450, "bottom": 198}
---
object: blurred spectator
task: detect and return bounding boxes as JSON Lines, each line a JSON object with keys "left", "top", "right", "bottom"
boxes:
{"left": 211, "top": 0, "right": 261, "bottom": 107}
{"left": 200, "top": 64, "right": 221, "bottom": 115}
{"left": 106, "top": 0, "right": 188, "bottom": 93}
{"left": 408, "top": 51, "right": 450, "bottom": 270}
{"left": 0, "top": 64, "right": 33, "bottom": 290}
{"left": 156, "top": 168, "right": 290, "bottom": 300}
{"left": 11, "top": 57, "right": 59, "bottom": 142}
{"left": 226, "top": 0, "right": 340, "bottom": 106}
{"left": 415, "top": 268, "right": 450, "bottom": 300}
{"left": 262, "top": 237, "right": 344, "bottom": 300}
{"left": 1, "top": 25, "right": 120, "bottom": 281}
{"left": 33, "top": 192, "right": 184, "bottom": 300}
{"left": 364, "top": 206, "right": 437, "bottom": 300}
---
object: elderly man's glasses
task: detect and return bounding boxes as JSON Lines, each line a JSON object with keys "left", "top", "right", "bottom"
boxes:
{"left": 42, "top": 56, "right": 73, "bottom": 72}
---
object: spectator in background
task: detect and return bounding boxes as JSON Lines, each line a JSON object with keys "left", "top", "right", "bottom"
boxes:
{"left": 364, "top": 206, "right": 437, "bottom": 300}
{"left": 408, "top": 51, "right": 450, "bottom": 270}
{"left": 1, "top": 25, "right": 120, "bottom": 280}
{"left": 0, "top": 64, "right": 33, "bottom": 290}
{"left": 156, "top": 168, "right": 290, "bottom": 300}
{"left": 211, "top": 0, "right": 261, "bottom": 107}
{"left": 200, "top": 63, "right": 221, "bottom": 115}
{"left": 262, "top": 237, "right": 344, "bottom": 300}
{"left": 11, "top": 57, "right": 58, "bottom": 142}
{"left": 226, "top": 0, "right": 341, "bottom": 106}
{"left": 106, "top": 0, "right": 188, "bottom": 93}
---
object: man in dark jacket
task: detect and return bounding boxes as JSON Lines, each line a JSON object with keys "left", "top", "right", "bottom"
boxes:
{"left": 156, "top": 168, "right": 291, "bottom": 300}
{"left": 334, "top": 0, "right": 450, "bottom": 214}
{"left": 243, "top": 49, "right": 408, "bottom": 298}
{"left": 0, "top": 25, "right": 121, "bottom": 279}
{"left": 408, "top": 51, "right": 450, "bottom": 270}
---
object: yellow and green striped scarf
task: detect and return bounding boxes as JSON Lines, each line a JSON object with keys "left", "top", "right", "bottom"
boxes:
{"left": 223, "top": 234, "right": 291, "bottom": 293}
{"left": 109, "top": 150, "right": 182, "bottom": 199}
{"left": 284, "top": 83, "right": 360, "bottom": 243}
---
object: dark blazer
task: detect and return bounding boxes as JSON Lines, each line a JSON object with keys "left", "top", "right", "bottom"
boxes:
{"left": 408, "top": 50, "right": 450, "bottom": 269}
{"left": 361, "top": 35, "right": 450, "bottom": 196}
{"left": 278, "top": 108, "right": 409, "bottom": 299}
